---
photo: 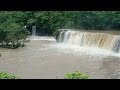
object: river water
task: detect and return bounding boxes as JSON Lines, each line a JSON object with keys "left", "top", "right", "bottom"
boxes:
{"left": 0, "top": 36, "right": 120, "bottom": 79}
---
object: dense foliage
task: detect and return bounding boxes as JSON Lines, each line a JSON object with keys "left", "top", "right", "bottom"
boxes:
{"left": 0, "top": 11, "right": 120, "bottom": 35}
{"left": 0, "top": 72, "right": 20, "bottom": 79}
{"left": 33, "top": 11, "right": 120, "bottom": 35}
{"left": 0, "top": 11, "right": 30, "bottom": 48}
{"left": 0, "top": 11, "right": 120, "bottom": 48}
{"left": 34, "top": 11, "right": 120, "bottom": 32}
{"left": 2, "top": 11, "right": 120, "bottom": 31}
{"left": 0, "top": 22, "right": 29, "bottom": 49}
{"left": 64, "top": 71, "right": 89, "bottom": 79}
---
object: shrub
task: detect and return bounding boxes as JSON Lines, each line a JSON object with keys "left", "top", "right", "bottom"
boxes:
{"left": 0, "top": 22, "right": 29, "bottom": 49}
{"left": 64, "top": 71, "right": 89, "bottom": 79}
{"left": 0, "top": 72, "right": 20, "bottom": 79}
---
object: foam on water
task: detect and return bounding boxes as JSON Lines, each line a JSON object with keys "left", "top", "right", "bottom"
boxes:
{"left": 29, "top": 36, "right": 120, "bottom": 58}
{"left": 58, "top": 30, "right": 120, "bottom": 53}
{"left": 51, "top": 43, "right": 120, "bottom": 58}
{"left": 29, "top": 36, "right": 56, "bottom": 41}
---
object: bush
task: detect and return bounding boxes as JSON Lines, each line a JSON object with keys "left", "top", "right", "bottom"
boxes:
{"left": 64, "top": 71, "right": 89, "bottom": 79}
{"left": 0, "top": 72, "right": 20, "bottom": 79}
{"left": 0, "top": 21, "right": 29, "bottom": 49}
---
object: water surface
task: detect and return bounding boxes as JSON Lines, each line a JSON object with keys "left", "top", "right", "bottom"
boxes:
{"left": 0, "top": 36, "right": 120, "bottom": 79}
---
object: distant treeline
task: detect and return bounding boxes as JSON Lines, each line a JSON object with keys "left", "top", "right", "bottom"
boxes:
{"left": 0, "top": 11, "right": 120, "bottom": 36}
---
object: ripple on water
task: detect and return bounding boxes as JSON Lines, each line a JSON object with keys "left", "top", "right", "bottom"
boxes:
{"left": 0, "top": 36, "right": 120, "bottom": 79}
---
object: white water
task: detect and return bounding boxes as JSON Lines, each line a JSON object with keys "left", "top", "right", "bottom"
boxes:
{"left": 32, "top": 26, "right": 36, "bottom": 36}
{"left": 29, "top": 36, "right": 55, "bottom": 41}
{"left": 29, "top": 36, "right": 120, "bottom": 57}
{"left": 58, "top": 30, "right": 120, "bottom": 53}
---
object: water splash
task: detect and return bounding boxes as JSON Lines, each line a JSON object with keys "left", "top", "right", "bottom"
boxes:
{"left": 51, "top": 43, "right": 120, "bottom": 58}
{"left": 32, "top": 26, "right": 36, "bottom": 36}
{"left": 29, "top": 36, "right": 56, "bottom": 41}
{"left": 58, "top": 30, "right": 120, "bottom": 53}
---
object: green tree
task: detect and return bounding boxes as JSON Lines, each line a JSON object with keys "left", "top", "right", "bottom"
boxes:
{"left": 0, "top": 21, "right": 29, "bottom": 49}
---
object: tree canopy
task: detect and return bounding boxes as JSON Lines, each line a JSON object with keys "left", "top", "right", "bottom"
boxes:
{"left": 0, "top": 11, "right": 120, "bottom": 48}
{"left": 0, "top": 11, "right": 120, "bottom": 35}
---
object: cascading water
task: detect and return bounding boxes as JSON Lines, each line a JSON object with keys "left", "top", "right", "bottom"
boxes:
{"left": 32, "top": 26, "right": 36, "bottom": 36}
{"left": 30, "top": 26, "right": 37, "bottom": 40}
{"left": 58, "top": 30, "right": 120, "bottom": 53}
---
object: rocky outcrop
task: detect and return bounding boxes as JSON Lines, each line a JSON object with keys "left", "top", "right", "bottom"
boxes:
{"left": 53, "top": 29, "right": 69, "bottom": 42}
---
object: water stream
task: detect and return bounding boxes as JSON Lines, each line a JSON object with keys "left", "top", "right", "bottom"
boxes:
{"left": 0, "top": 30, "right": 120, "bottom": 79}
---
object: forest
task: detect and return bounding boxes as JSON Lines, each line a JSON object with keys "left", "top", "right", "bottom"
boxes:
{"left": 0, "top": 11, "right": 120, "bottom": 48}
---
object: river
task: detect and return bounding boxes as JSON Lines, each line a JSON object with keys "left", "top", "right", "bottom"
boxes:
{"left": 0, "top": 36, "right": 120, "bottom": 79}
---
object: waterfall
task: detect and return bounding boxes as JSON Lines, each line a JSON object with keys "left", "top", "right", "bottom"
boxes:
{"left": 58, "top": 30, "right": 120, "bottom": 53}
{"left": 32, "top": 26, "right": 36, "bottom": 36}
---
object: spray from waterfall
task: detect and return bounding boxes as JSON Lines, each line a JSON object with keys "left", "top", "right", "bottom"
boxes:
{"left": 58, "top": 30, "right": 120, "bottom": 53}
{"left": 32, "top": 26, "right": 36, "bottom": 36}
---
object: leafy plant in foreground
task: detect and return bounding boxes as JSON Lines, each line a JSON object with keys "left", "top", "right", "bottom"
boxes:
{"left": 0, "top": 72, "right": 20, "bottom": 79}
{"left": 64, "top": 71, "right": 89, "bottom": 79}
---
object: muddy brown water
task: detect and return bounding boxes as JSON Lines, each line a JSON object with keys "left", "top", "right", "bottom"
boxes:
{"left": 0, "top": 31, "right": 120, "bottom": 79}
